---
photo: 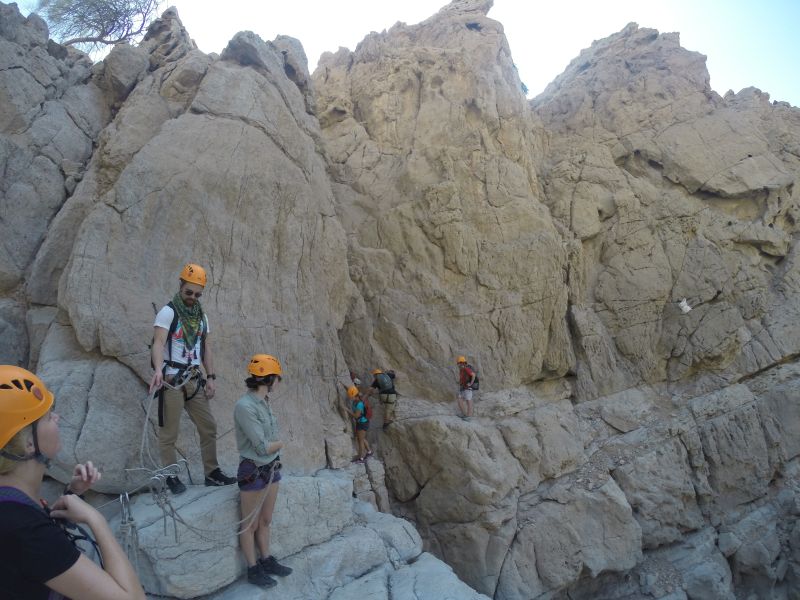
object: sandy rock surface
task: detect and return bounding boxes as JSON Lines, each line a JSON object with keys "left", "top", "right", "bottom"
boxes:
{"left": 3, "top": 0, "right": 800, "bottom": 598}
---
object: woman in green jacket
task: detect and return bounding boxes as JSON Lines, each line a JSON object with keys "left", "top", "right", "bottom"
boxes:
{"left": 234, "top": 354, "right": 293, "bottom": 588}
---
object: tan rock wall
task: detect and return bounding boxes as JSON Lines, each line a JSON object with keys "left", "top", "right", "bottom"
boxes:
{"left": 3, "top": 1, "right": 800, "bottom": 599}
{"left": 314, "top": 1, "right": 572, "bottom": 400}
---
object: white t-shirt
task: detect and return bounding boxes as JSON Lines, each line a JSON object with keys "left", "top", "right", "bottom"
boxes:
{"left": 154, "top": 304, "right": 210, "bottom": 375}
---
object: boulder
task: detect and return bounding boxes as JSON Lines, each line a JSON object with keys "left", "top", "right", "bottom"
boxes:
{"left": 126, "top": 473, "right": 354, "bottom": 597}
{"left": 499, "top": 478, "right": 642, "bottom": 593}
{"left": 612, "top": 435, "right": 704, "bottom": 548}
{"left": 652, "top": 528, "right": 735, "bottom": 600}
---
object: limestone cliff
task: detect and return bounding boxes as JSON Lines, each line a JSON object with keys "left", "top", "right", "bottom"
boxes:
{"left": 2, "top": 0, "right": 800, "bottom": 599}
{"left": 313, "top": 3, "right": 800, "bottom": 599}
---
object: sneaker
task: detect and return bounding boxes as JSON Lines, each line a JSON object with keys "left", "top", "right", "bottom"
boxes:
{"left": 353, "top": 458, "right": 366, "bottom": 465}
{"left": 259, "top": 555, "right": 293, "bottom": 577}
{"left": 204, "top": 468, "right": 237, "bottom": 486}
{"left": 166, "top": 476, "right": 186, "bottom": 495}
{"left": 365, "top": 450, "right": 374, "bottom": 458}
{"left": 247, "top": 564, "right": 277, "bottom": 587}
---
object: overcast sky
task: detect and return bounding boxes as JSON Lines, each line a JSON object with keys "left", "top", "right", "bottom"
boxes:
{"left": 21, "top": 0, "right": 800, "bottom": 106}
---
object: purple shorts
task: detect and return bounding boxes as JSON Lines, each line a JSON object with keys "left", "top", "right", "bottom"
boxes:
{"left": 237, "top": 458, "right": 282, "bottom": 491}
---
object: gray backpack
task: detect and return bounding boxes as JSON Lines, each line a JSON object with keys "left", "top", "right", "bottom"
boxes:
{"left": 376, "top": 372, "right": 394, "bottom": 393}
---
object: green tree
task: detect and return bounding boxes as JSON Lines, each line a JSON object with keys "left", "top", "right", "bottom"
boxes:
{"left": 36, "top": 0, "right": 162, "bottom": 48}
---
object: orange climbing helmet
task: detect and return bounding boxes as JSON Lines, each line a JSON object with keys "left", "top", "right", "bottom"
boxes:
{"left": 371, "top": 369, "right": 383, "bottom": 375}
{"left": 180, "top": 263, "right": 207, "bottom": 287}
{"left": 457, "top": 356, "right": 467, "bottom": 364}
{"left": 347, "top": 385, "right": 359, "bottom": 398}
{"left": 0, "top": 365, "right": 54, "bottom": 449}
{"left": 248, "top": 354, "right": 282, "bottom": 377}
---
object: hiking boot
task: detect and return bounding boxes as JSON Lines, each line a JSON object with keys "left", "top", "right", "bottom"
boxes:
{"left": 204, "top": 468, "right": 237, "bottom": 487}
{"left": 166, "top": 476, "right": 186, "bottom": 495}
{"left": 247, "top": 564, "right": 277, "bottom": 587}
{"left": 259, "top": 555, "right": 293, "bottom": 577}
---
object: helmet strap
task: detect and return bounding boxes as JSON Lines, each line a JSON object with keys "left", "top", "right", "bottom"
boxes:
{"left": 0, "top": 422, "right": 51, "bottom": 467}
{"left": 31, "top": 421, "right": 51, "bottom": 468}
{"left": 0, "top": 448, "right": 28, "bottom": 462}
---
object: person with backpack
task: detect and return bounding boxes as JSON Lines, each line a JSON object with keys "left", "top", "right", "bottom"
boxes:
{"left": 457, "top": 356, "right": 478, "bottom": 419}
{"left": 148, "top": 263, "right": 236, "bottom": 495}
{"left": 369, "top": 368, "right": 397, "bottom": 430}
{"left": 346, "top": 385, "right": 372, "bottom": 463}
{"left": 234, "top": 354, "right": 293, "bottom": 587}
{"left": 0, "top": 365, "right": 146, "bottom": 600}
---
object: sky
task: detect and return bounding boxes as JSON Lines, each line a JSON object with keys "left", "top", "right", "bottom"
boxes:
{"left": 167, "top": 0, "right": 799, "bottom": 107}
{"left": 22, "top": 0, "right": 800, "bottom": 106}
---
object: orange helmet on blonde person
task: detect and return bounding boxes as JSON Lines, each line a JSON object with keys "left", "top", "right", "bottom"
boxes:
{"left": 0, "top": 366, "right": 55, "bottom": 465}
{"left": 347, "top": 386, "right": 359, "bottom": 398}
{"left": 180, "top": 263, "right": 207, "bottom": 287}
{"left": 0, "top": 365, "right": 54, "bottom": 449}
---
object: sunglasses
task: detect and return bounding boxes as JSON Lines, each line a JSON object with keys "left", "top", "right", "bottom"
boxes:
{"left": 182, "top": 289, "right": 202, "bottom": 298}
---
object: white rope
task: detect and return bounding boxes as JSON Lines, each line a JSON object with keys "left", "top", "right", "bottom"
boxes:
{"left": 98, "top": 366, "right": 353, "bottom": 546}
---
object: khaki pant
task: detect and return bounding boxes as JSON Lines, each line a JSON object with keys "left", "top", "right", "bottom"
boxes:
{"left": 380, "top": 393, "right": 397, "bottom": 423}
{"left": 159, "top": 382, "right": 219, "bottom": 475}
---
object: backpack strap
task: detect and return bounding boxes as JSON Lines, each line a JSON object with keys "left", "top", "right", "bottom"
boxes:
{"left": 200, "top": 312, "right": 208, "bottom": 361}
{"left": 0, "top": 486, "right": 42, "bottom": 510}
{"left": 163, "top": 301, "right": 180, "bottom": 374}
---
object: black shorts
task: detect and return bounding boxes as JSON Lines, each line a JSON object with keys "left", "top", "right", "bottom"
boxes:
{"left": 355, "top": 421, "right": 369, "bottom": 431}
{"left": 237, "top": 458, "right": 282, "bottom": 491}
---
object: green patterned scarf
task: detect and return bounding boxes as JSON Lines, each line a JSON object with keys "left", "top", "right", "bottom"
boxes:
{"left": 172, "top": 293, "right": 204, "bottom": 351}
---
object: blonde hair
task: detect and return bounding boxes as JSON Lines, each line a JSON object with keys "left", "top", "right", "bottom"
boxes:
{"left": 0, "top": 426, "right": 31, "bottom": 475}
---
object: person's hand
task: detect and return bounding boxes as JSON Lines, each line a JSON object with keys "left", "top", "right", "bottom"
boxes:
{"left": 49, "top": 494, "right": 100, "bottom": 527}
{"left": 205, "top": 378, "right": 216, "bottom": 399}
{"left": 149, "top": 370, "right": 163, "bottom": 394}
{"left": 67, "top": 461, "right": 101, "bottom": 496}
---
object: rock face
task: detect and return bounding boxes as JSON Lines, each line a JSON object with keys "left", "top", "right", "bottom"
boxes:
{"left": 0, "top": 2, "right": 110, "bottom": 368}
{"left": 314, "top": 0, "right": 570, "bottom": 400}
{"left": 3, "top": 0, "right": 800, "bottom": 599}
{"left": 1, "top": 4, "right": 361, "bottom": 487}
{"left": 312, "top": 3, "right": 800, "bottom": 600}
{"left": 112, "top": 470, "right": 489, "bottom": 600}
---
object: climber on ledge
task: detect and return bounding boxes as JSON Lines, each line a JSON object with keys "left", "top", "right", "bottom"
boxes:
{"left": 148, "top": 263, "right": 236, "bottom": 495}
{"left": 0, "top": 365, "right": 146, "bottom": 600}
{"left": 456, "top": 356, "right": 477, "bottom": 419}
{"left": 345, "top": 384, "right": 373, "bottom": 463}
{"left": 234, "top": 354, "right": 293, "bottom": 588}
{"left": 367, "top": 368, "right": 398, "bottom": 430}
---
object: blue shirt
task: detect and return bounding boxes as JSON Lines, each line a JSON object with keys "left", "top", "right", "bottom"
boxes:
{"left": 353, "top": 399, "right": 368, "bottom": 423}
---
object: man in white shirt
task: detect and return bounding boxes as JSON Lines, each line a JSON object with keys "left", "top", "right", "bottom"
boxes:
{"left": 149, "top": 263, "right": 236, "bottom": 494}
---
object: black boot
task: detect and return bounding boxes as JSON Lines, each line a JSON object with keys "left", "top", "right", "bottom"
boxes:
{"left": 166, "top": 476, "right": 186, "bottom": 495}
{"left": 247, "top": 564, "right": 276, "bottom": 587}
{"left": 204, "top": 468, "right": 237, "bottom": 486}
{"left": 259, "top": 555, "right": 293, "bottom": 576}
